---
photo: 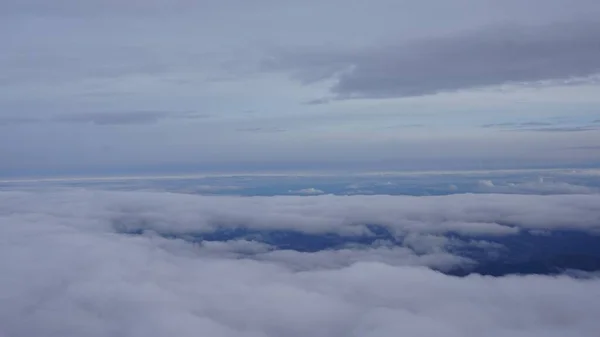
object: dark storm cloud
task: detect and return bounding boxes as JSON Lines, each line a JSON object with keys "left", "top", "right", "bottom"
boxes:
{"left": 266, "top": 20, "right": 600, "bottom": 99}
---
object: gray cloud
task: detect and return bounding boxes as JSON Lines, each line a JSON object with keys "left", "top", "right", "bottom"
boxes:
{"left": 1, "top": 0, "right": 600, "bottom": 175}
{"left": 482, "top": 122, "right": 555, "bottom": 128}
{"left": 0, "top": 116, "right": 39, "bottom": 126}
{"left": 266, "top": 20, "right": 600, "bottom": 99}
{"left": 55, "top": 111, "right": 210, "bottom": 125}
{"left": 1, "top": 188, "right": 600, "bottom": 336}
{"left": 568, "top": 145, "right": 600, "bottom": 150}
{"left": 185, "top": 237, "right": 469, "bottom": 272}
{"left": 256, "top": 243, "right": 468, "bottom": 272}
{"left": 235, "top": 127, "right": 287, "bottom": 133}
{"left": 383, "top": 123, "right": 426, "bottom": 129}
{"left": 55, "top": 111, "right": 173, "bottom": 125}
{"left": 482, "top": 122, "right": 520, "bottom": 128}
{"left": 481, "top": 121, "right": 600, "bottom": 133}
{"left": 0, "top": 111, "right": 209, "bottom": 126}
{"left": 304, "top": 98, "right": 332, "bottom": 105}
{"left": 521, "top": 126, "right": 600, "bottom": 132}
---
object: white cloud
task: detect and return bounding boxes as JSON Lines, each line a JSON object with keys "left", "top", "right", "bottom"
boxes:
{"left": 477, "top": 178, "right": 600, "bottom": 194}
{"left": 2, "top": 190, "right": 600, "bottom": 241}
{"left": 288, "top": 188, "right": 325, "bottom": 195}
{"left": 254, "top": 241, "right": 470, "bottom": 272}
{"left": 478, "top": 180, "right": 496, "bottom": 188}
{"left": 1, "top": 188, "right": 600, "bottom": 336}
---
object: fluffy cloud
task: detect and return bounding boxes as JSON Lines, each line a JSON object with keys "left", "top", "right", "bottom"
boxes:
{"left": 288, "top": 188, "right": 325, "bottom": 195}
{"left": 1, "top": 189, "right": 600, "bottom": 336}
{"left": 5, "top": 189, "right": 599, "bottom": 236}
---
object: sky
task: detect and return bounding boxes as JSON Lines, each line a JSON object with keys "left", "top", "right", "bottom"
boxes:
{"left": 3, "top": 4, "right": 600, "bottom": 334}
{"left": 1, "top": 0, "right": 600, "bottom": 176}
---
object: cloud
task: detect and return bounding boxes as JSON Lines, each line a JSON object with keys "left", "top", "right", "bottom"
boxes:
{"left": 235, "top": 127, "right": 287, "bottom": 133}
{"left": 266, "top": 20, "right": 600, "bottom": 99}
{"left": 3, "top": 189, "right": 600, "bottom": 240}
{"left": 477, "top": 178, "right": 600, "bottom": 195}
{"left": 0, "top": 111, "right": 210, "bottom": 127}
{"left": 257, "top": 244, "right": 469, "bottom": 272}
{"left": 482, "top": 122, "right": 554, "bottom": 128}
{"left": 478, "top": 180, "right": 496, "bottom": 188}
{"left": 523, "top": 126, "right": 600, "bottom": 132}
{"left": 288, "top": 188, "right": 325, "bottom": 195}
{"left": 177, "top": 185, "right": 243, "bottom": 194}
{"left": 481, "top": 121, "right": 600, "bottom": 133}
{"left": 0, "top": 116, "right": 40, "bottom": 126}
{"left": 304, "top": 97, "right": 332, "bottom": 105}
{"left": 1, "top": 188, "right": 600, "bottom": 336}
{"left": 54, "top": 111, "right": 210, "bottom": 126}
{"left": 568, "top": 145, "right": 600, "bottom": 151}
{"left": 190, "top": 238, "right": 469, "bottom": 272}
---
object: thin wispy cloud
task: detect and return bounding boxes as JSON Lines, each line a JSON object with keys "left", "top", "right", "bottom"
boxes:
{"left": 235, "top": 127, "right": 287, "bottom": 133}
{"left": 0, "top": 111, "right": 210, "bottom": 126}
{"left": 482, "top": 121, "right": 600, "bottom": 133}
{"left": 519, "top": 126, "right": 600, "bottom": 133}
{"left": 482, "top": 122, "right": 554, "bottom": 128}
{"left": 55, "top": 111, "right": 210, "bottom": 126}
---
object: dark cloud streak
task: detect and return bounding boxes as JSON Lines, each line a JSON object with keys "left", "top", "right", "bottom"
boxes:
{"left": 267, "top": 21, "right": 600, "bottom": 99}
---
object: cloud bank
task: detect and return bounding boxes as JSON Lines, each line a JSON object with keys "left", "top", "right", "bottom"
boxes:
{"left": 4, "top": 189, "right": 595, "bottom": 236}
{"left": 1, "top": 189, "right": 600, "bottom": 336}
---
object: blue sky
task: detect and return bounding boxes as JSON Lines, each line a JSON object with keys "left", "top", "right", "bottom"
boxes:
{"left": 1, "top": 0, "right": 600, "bottom": 177}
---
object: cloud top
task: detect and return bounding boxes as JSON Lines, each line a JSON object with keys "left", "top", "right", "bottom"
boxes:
{"left": 1, "top": 188, "right": 600, "bottom": 336}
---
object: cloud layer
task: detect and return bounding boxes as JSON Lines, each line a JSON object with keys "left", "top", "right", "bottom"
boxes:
{"left": 2, "top": 189, "right": 600, "bottom": 249}
{"left": 1, "top": 189, "right": 600, "bottom": 336}
{"left": 266, "top": 21, "right": 600, "bottom": 99}
{"left": 4, "top": 190, "right": 594, "bottom": 236}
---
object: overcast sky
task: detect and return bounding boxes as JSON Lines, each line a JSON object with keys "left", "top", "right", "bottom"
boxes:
{"left": 2, "top": 0, "right": 600, "bottom": 177}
